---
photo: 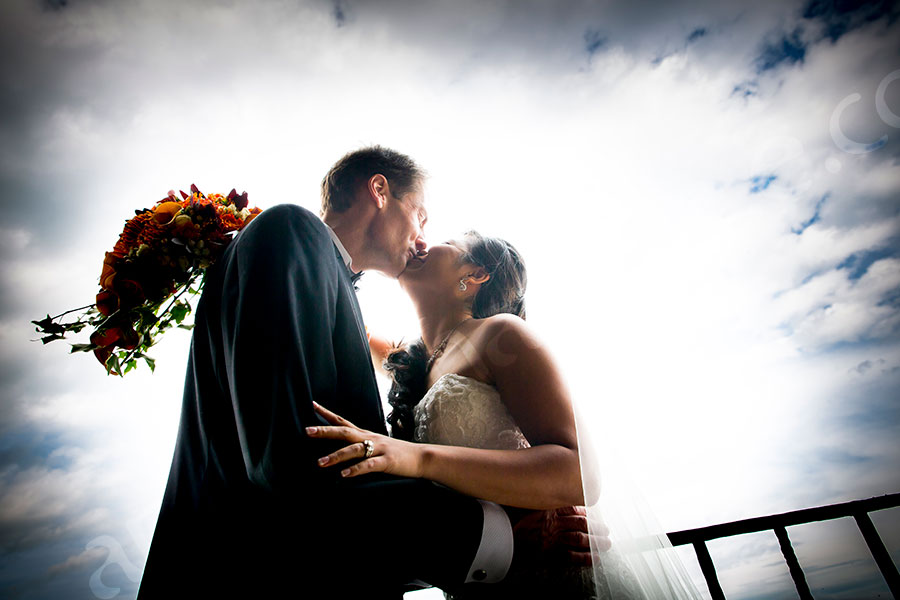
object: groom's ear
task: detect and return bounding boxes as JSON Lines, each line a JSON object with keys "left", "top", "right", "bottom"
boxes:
{"left": 367, "top": 174, "right": 389, "bottom": 209}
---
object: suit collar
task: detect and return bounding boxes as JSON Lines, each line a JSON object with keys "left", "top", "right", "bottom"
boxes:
{"left": 324, "top": 223, "right": 364, "bottom": 288}
{"left": 323, "top": 223, "right": 355, "bottom": 271}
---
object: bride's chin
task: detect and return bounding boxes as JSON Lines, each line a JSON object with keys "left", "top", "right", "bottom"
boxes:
{"left": 399, "top": 261, "right": 425, "bottom": 279}
{"left": 398, "top": 277, "right": 426, "bottom": 299}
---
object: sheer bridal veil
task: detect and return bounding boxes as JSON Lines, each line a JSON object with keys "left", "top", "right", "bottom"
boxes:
{"left": 574, "top": 403, "right": 703, "bottom": 599}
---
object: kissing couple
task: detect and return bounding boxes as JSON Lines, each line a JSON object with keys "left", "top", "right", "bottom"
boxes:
{"left": 137, "top": 147, "right": 700, "bottom": 599}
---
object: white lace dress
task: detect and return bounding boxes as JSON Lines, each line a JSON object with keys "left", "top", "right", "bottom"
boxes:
{"left": 413, "top": 373, "right": 644, "bottom": 600}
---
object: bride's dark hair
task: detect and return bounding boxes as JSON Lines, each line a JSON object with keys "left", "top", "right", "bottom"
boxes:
{"left": 385, "top": 231, "right": 527, "bottom": 440}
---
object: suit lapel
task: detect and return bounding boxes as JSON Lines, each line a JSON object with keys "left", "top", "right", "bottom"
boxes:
{"left": 333, "top": 246, "right": 367, "bottom": 338}
{"left": 331, "top": 245, "right": 386, "bottom": 428}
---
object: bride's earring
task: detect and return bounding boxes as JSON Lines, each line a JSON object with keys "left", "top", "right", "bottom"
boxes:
{"left": 459, "top": 278, "right": 468, "bottom": 291}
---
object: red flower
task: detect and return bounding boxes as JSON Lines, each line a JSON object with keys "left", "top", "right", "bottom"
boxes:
{"left": 96, "top": 290, "right": 117, "bottom": 317}
{"left": 116, "top": 279, "right": 145, "bottom": 308}
{"left": 99, "top": 252, "right": 119, "bottom": 291}
{"left": 227, "top": 188, "right": 249, "bottom": 210}
{"left": 219, "top": 212, "right": 243, "bottom": 232}
{"left": 90, "top": 323, "right": 138, "bottom": 353}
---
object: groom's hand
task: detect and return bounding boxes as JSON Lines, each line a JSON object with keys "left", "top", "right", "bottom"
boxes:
{"left": 509, "top": 506, "right": 611, "bottom": 569}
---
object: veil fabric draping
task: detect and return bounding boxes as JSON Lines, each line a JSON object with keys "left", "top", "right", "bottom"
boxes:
{"left": 574, "top": 403, "right": 704, "bottom": 599}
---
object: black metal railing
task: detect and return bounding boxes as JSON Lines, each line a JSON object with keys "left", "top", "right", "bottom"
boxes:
{"left": 666, "top": 493, "right": 900, "bottom": 599}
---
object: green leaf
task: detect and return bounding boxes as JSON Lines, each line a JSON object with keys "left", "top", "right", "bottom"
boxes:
{"left": 136, "top": 307, "right": 159, "bottom": 327}
{"left": 32, "top": 315, "right": 53, "bottom": 329}
{"left": 41, "top": 333, "right": 65, "bottom": 344}
{"left": 69, "top": 343, "right": 95, "bottom": 353}
{"left": 171, "top": 301, "right": 190, "bottom": 324}
{"left": 177, "top": 323, "right": 195, "bottom": 330}
{"left": 143, "top": 355, "right": 156, "bottom": 373}
{"left": 33, "top": 318, "right": 67, "bottom": 335}
{"left": 105, "top": 353, "right": 121, "bottom": 377}
{"left": 124, "top": 359, "right": 138, "bottom": 374}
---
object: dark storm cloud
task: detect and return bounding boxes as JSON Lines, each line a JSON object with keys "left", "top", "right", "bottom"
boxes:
{"left": 803, "top": 0, "right": 900, "bottom": 42}
{"left": 751, "top": 0, "right": 900, "bottom": 74}
{"left": 331, "top": 0, "right": 346, "bottom": 26}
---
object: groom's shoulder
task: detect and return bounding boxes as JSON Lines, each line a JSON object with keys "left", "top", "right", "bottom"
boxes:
{"left": 253, "top": 203, "right": 324, "bottom": 229}
{"left": 243, "top": 203, "right": 329, "bottom": 242}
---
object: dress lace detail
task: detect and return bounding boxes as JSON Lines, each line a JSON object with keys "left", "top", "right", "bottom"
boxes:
{"left": 414, "top": 373, "right": 529, "bottom": 450}
{"left": 413, "top": 374, "right": 645, "bottom": 599}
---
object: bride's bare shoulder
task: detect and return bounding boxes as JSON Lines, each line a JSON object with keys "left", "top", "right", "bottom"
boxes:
{"left": 478, "top": 312, "right": 526, "bottom": 331}
{"left": 473, "top": 314, "right": 545, "bottom": 366}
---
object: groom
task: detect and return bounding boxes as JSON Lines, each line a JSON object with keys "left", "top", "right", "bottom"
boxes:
{"left": 138, "top": 146, "right": 596, "bottom": 598}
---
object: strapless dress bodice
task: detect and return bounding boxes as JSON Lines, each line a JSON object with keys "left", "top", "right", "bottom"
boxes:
{"left": 413, "top": 373, "right": 530, "bottom": 450}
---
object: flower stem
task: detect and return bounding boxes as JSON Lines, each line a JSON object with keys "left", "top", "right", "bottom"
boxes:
{"left": 51, "top": 304, "right": 96, "bottom": 322}
{"left": 117, "top": 270, "right": 201, "bottom": 367}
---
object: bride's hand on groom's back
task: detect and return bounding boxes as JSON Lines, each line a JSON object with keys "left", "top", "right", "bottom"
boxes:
{"left": 509, "top": 506, "right": 611, "bottom": 569}
{"left": 307, "top": 402, "right": 426, "bottom": 479}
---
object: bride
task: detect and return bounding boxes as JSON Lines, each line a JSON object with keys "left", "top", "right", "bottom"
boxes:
{"left": 306, "top": 231, "right": 700, "bottom": 599}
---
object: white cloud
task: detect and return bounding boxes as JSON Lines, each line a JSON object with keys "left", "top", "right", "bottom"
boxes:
{"left": 774, "top": 257, "right": 900, "bottom": 350}
{"left": 46, "top": 545, "right": 106, "bottom": 577}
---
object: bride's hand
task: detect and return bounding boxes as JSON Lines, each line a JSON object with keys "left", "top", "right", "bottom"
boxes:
{"left": 307, "top": 402, "right": 425, "bottom": 479}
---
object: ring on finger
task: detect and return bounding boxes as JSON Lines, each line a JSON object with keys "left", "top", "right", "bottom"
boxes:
{"left": 362, "top": 439, "right": 374, "bottom": 458}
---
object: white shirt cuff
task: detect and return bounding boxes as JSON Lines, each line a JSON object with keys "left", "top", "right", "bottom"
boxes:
{"left": 465, "top": 500, "right": 513, "bottom": 583}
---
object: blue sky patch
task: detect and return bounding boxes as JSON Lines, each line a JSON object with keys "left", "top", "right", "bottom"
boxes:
{"left": 836, "top": 242, "right": 898, "bottom": 280}
{"left": 755, "top": 27, "right": 807, "bottom": 73}
{"left": 792, "top": 193, "right": 829, "bottom": 235}
{"left": 749, "top": 174, "right": 777, "bottom": 193}
{"left": 331, "top": 0, "right": 346, "bottom": 27}
{"left": 732, "top": 81, "right": 760, "bottom": 98}
{"left": 802, "top": 0, "right": 900, "bottom": 43}
{"left": 687, "top": 27, "right": 708, "bottom": 43}
{"left": 584, "top": 29, "right": 607, "bottom": 57}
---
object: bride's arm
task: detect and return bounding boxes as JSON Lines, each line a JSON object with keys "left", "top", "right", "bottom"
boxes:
{"left": 418, "top": 314, "right": 584, "bottom": 509}
{"left": 308, "top": 315, "right": 585, "bottom": 510}
{"left": 366, "top": 329, "right": 395, "bottom": 376}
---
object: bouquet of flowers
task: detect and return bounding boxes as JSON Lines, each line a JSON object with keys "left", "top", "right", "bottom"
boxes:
{"left": 33, "top": 185, "right": 262, "bottom": 376}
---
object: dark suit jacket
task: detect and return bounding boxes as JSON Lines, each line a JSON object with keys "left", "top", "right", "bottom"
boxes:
{"left": 137, "top": 204, "right": 484, "bottom": 598}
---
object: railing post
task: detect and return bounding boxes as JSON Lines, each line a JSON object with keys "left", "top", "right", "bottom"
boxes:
{"left": 854, "top": 511, "right": 900, "bottom": 598}
{"left": 692, "top": 540, "right": 726, "bottom": 600}
{"left": 774, "top": 526, "right": 814, "bottom": 600}
{"left": 667, "top": 495, "right": 900, "bottom": 600}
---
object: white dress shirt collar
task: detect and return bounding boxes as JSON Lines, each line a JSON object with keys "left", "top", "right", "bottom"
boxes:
{"left": 324, "top": 223, "right": 355, "bottom": 272}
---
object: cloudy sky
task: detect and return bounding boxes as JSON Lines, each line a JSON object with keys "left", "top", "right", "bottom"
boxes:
{"left": 1, "top": 0, "right": 899, "bottom": 598}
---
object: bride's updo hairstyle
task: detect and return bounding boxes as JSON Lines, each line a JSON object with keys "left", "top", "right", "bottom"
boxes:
{"left": 460, "top": 230, "right": 527, "bottom": 321}
{"left": 385, "top": 231, "right": 527, "bottom": 440}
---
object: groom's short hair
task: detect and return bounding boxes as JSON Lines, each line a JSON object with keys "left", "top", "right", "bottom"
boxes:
{"left": 321, "top": 146, "right": 425, "bottom": 214}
